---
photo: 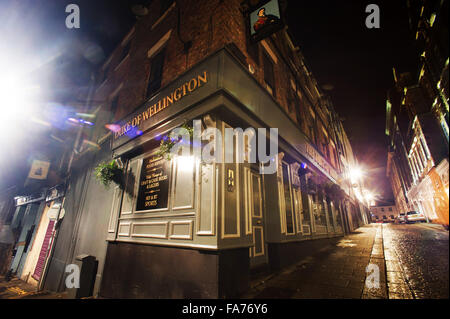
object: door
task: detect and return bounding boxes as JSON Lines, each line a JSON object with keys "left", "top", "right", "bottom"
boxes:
{"left": 249, "top": 171, "right": 267, "bottom": 268}
{"left": 10, "top": 203, "right": 40, "bottom": 275}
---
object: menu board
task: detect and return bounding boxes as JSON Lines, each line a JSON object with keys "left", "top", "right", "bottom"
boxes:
{"left": 136, "top": 155, "right": 171, "bottom": 211}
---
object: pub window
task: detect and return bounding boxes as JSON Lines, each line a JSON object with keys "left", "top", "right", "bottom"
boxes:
{"left": 281, "top": 162, "right": 295, "bottom": 234}
{"left": 334, "top": 207, "right": 342, "bottom": 228}
{"left": 389, "top": 207, "right": 392, "bottom": 211}
{"left": 160, "top": 0, "right": 175, "bottom": 15}
{"left": 263, "top": 52, "right": 275, "bottom": 95}
{"left": 146, "top": 48, "right": 166, "bottom": 98}
{"left": 381, "top": 208, "right": 385, "bottom": 212}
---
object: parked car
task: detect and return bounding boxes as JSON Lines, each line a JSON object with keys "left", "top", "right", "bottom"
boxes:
{"left": 397, "top": 212, "right": 406, "bottom": 223}
{"left": 405, "top": 211, "right": 427, "bottom": 223}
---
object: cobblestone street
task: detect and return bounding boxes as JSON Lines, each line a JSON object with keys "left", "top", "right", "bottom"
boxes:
{"left": 383, "top": 223, "right": 449, "bottom": 299}
{"left": 242, "top": 223, "right": 449, "bottom": 299}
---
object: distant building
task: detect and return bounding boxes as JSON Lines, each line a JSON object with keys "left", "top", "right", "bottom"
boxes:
{"left": 386, "top": 0, "right": 448, "bottom": 227}
{"left": 370, "top": 204, "right": 398, "bottom": 223}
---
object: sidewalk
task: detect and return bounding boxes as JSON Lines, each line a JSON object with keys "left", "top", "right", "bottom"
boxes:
{"left": 242, "top": 224, "right": 388, "bottom": 299}
{"left": 2, "top": 224, "right": 386, "bottom": 299}
{"left": 0, "top": 276, "right": 67, "bottom": 299}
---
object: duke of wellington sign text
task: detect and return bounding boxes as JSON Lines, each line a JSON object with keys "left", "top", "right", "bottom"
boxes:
{"left": 114, "top": 70, "right": 208, "bottom": 139}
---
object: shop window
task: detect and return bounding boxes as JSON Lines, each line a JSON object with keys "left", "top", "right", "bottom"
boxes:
{"left": 146, "top": 49, "right": 166, "bottom": 98}
{"left": 263, "top": 52, "right": 275, "bottom": 95}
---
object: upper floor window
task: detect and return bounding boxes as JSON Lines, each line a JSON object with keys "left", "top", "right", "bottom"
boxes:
{"left": 440, "top": 117, "right": 449, "bottom": 143}
{"left": 110, "top": 95, "right": 119, "bottom": 122}
{"left": 119, "top": 40, "right": 132, "bottom": 65}
{"left": 146, "top": 49, "right": 166, "bottom": 98}
{"left": 309, "top": 125, "right": 316, "bottom": 145}
{"left": 262, "top": 52, "right": 275, "bottom": 95}
{"left": 101, "top": 65, "right": 110, "bottom": 84}
{"left": 160, "top": 0, "right": 175, "bottom": 15}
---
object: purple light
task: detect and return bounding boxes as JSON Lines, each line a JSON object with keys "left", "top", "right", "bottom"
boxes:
{"left": 79, "top": 119, "right": 94, "bottom": 126}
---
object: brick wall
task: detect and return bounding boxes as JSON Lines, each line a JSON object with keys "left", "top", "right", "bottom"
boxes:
{"left": 90, "top": 0, "right": 349, "bottom": 169}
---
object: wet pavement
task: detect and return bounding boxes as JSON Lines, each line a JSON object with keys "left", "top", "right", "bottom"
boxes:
{"left": 383, "top": 223, "right": 449, "bottom": 299}
{"left": 0, "top": 276, "right": 67, "bottom": 299}
{"left": 243, "top": 223, "right": 448, "bottom": 299}
{"left": 0, "top": 223, "right": 447, "bottom": 299}
{"left": 242, "top": 224, "right": 384, "bottom": 299}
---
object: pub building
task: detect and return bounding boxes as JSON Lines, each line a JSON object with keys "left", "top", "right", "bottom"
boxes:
{"left": 41, "top": 0, "right": 370, "bottom": 298}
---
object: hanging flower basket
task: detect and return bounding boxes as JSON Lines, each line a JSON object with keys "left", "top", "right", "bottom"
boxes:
{"left": 94, "top": 160, "right": 124, "bottom": 189}
{"left": 157, "top": 121, "right": 194, "bottom": 160}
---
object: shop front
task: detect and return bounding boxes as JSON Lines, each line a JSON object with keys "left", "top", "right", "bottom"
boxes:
{"left": 6, "top": 185, "right": 65, "bottom": 287}
{"left": 99, "top": 48, "right": 345, "bottom": 298}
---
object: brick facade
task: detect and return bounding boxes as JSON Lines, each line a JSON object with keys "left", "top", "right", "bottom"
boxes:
{"left": 89, "top": 0, "right": 349, "bottom": 174}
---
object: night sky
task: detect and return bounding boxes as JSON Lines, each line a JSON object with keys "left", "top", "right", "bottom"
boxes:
{"left": 1, "top": 0, "right": 421, "bottom": 202}
{"left": 286, "top": 0, "right": 419, "bottom": 202}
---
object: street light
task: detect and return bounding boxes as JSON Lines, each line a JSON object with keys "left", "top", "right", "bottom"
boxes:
{"left": 0, "top": 71, "right": 42, "bottom": 151}
{"left": 363, "top": 190, "right": 376, "bottom": 206}
{"left": 349, "top": 166, "right": 363, "bottom": 183}
{"left": 0, "top": 48, "right": 42, "bottom": 132}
